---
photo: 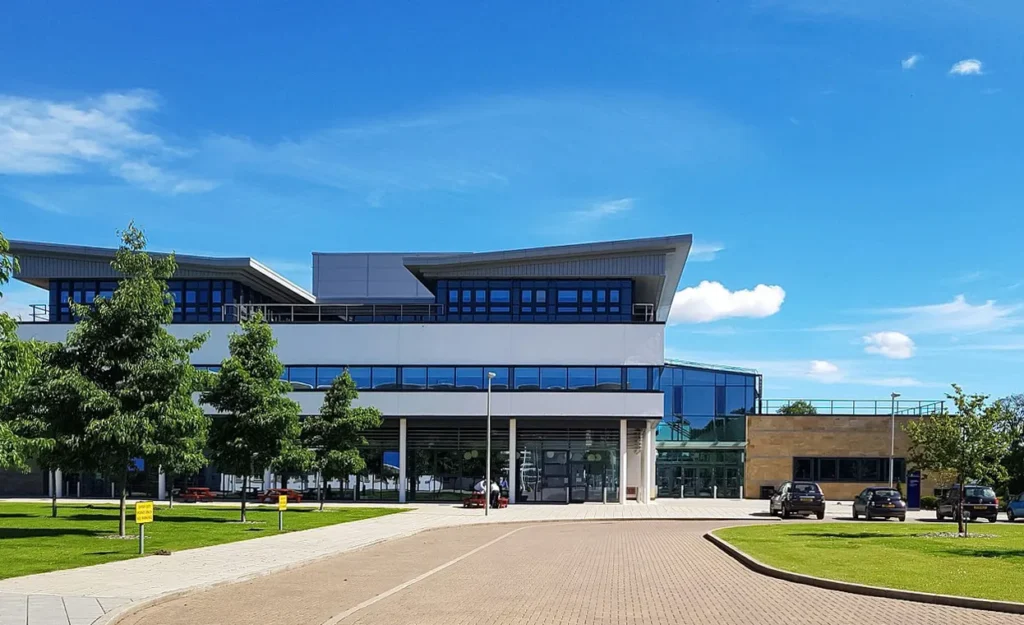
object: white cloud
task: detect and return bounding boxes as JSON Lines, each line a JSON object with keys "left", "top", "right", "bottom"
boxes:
{"left": 949, "top": 59, "right": 983, "bottom": 75}
{"left": 0, "top": 89, "right": 215, "bottom": 194}
{"left": 863, "top": 331, "right": 916, "bottom": 359}
{"left": 902, "top": 54, "right": 922, "bottom": 70}
{"left": 688, "top": 242, "right": 725, "bottom": 262}
{"left": 669, "top": 281, "right": 785, "bottom": 324}
{"left": 881, "top": 295, "right": 1021, "bottom": 334}
{"left": 571, "top": 198, "right": 633, "bottom": 221}
{"left": 809, "top": 360, "right": 840, "bottom": 376}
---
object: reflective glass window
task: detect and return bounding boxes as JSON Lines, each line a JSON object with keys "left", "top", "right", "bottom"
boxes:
{"left": 289, "top": 367, "right": 316, "bottom": 390}
{"left": 488, "top": 367, "right": 510, "bottom": 390}
{"left": 402, "top": 367, "right": 427, "bottom": 389}
{"left": 491, "top": 289, "right": 510, "bottom": 303}
{"left": 724, "top": 387, "right": 747, "bottom": 416}
{"left": 557, "top": 290, "right": 577, "bottom": 303}
{"left": 514, "top": 367, "right": 540, "bottom": 390}
{"left": 596, "top": 367, "right": 622, "bottom": 390}
{"left": 819, "top": 458, "right": 838, "bottom": 481}
{"left": 568, "top": 367, "right": 596, "bottom": 391}
{"left": 626, "top": 367, "right": 648, "bottom": 390}
{"left": 540, "top": 367, "right": 567, "bottom": 390}
{"left": 456, "top": 367, "right": 484, "bottom": 390}
{"left": 686, "top": 416, "right": 716, "bottom": 441}
{"left": 839, "top": 459, "right": 860, "bottom": 481}
{"left": 427, "top": 367, "right": 456, "bottom": 389}
{"left": 348, "top": 367, "right": 372, "bottom": 390}
{"left": 317, "top": 367, "right": 344, "bottom": 389}
{"left": 684, "top": 368, "right": 716, "bottom": 385}
{"left": 372, "top": 367, "right": 399, "bottom": 390}
{"left": 610, "top": 289, "right": 620, "bottom": 303}
{"left": 683, "top": 386, "right": 715, "bottom": 415}
{"left": 726, "top": 373, "right": 748, "bottom": 386}
{"left": 793, "top": 458, "right": 814, "bottom": 481}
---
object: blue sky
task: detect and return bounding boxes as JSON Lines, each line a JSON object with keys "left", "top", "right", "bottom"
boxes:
{"left": 2, "top": 1, "right": 1023, "bottom": 401}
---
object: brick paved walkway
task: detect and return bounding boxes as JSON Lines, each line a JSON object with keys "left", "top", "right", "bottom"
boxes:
{"left": 121, "top": 521, "right": 1023, "bottom": 625}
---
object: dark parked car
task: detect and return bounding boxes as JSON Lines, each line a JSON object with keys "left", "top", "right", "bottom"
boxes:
{"left": 852, "top": 487, "right": 906, "bottom": 521}
{"left": 769, "top": 481, "right": 825, "bottom": 519}
{"left": 936, "top": 484, "right": 998, "bottom": 523}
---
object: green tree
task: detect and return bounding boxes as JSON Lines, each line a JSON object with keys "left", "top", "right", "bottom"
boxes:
{"left": 904, "top": 384, "right": 1013, "bottom": 535}
{"left": 148, "top": 367, "right": 213, "bottom": 509}
{"left": 997, "top": 394, "right": 1024, "bottom": 496}
{"left": 20, "top": 224, "right": 209, "bottom": 535}
{"left": 203, "top": 312, "right": 300, "bottom": 521}
{"left": 302, "top": 371, "right": 382, "bottom": 511}
{"left": 271, "top": 438, "right": 315, "bottom": 491}
{"left": 776, "top": 400, "right": 817, "bottom": 415}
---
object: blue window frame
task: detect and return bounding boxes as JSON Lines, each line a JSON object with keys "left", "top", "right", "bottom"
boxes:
{"left": 627, "top": 367, "right": 648, "bottom": 390}
{"left": 402, "top": 367, "right": 427, "bottom": 389}
{"left": 596, "top": 367, "right": 622, "bottom": 390}
{"left": 348, "top": 367, "right": 372, "bottom": 390}
{"left": 317, "top": 366, "right": 343, "bottom": 389}
{"left": 427, "top": 367, "right": 456, "bottom": 389}
{"left": 568, "top": 367, "right": 595, "bottom": 390}
{"left": 540, "top": 367, "right": 567, "bottom": 390}
{"left": 372, "top": 367, "right": 398, "bottom": 390}
{"left": 456, "top": 367, "right": 484, "bottom": 390}
{"left": 514, "top": 367, "right": 540, "bottom": 390}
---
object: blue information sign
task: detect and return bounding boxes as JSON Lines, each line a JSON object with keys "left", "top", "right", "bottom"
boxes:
{"left": 907, "top": 470, "right": 921, "bottom": 509}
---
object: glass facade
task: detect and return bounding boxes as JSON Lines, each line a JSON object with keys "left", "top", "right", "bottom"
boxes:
{"left": 47, "top": 279, "right": 271, "bottom": 323}
{"left": 656, "top": 449, "right": 745, "bottom": 499}
{"left": 436, "top": 279, "right": 636, "bottom": 323}
{"left": 406, "top": 424, "right": 509, "bottom": 502}
{"left": 516, "top": 425, "right": 620, "bottom": 503}
{"left": 793, "top": 457, "right": 906, "bottom": 483}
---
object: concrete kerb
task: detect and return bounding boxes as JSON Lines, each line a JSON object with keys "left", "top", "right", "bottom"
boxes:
{"left": 705, "top": 528, "right": 1024, "bottom": 616}
{"left": 99, "top": 516, "right": 773, "bottom": 625}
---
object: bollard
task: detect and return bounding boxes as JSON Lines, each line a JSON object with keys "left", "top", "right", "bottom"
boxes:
{"left": 138, "top": 524, "right": 145, "bottom": 555}
{"left": 739, "top": 486, "right": 744, "bottom": 500}
{"left": 603, "top": 486, "right": 607, "bottom": 504}
{"left": 278, "top": 510, "right": 283, "bottom": 531}
{"left": 713, "top": 485, "right": 718, "bottom": 499}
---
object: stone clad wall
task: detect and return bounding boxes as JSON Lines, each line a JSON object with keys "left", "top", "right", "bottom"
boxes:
{"left": 744, "top": 414, "right": 939, "bottom": 501}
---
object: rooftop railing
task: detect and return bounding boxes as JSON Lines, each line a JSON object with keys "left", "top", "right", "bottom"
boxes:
{"left": 760, "top": 399, "right": 945, "bottom": 416}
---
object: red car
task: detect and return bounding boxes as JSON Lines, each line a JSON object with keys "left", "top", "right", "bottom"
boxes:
{"left": 260, "top": 488, "right": 303, "bottom": 504}
{"left": 179, "top": 487, "right": 215, "bottom": 503}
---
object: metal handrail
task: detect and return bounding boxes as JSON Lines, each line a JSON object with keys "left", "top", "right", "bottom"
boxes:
{"left": 761, "top": 399, "right": 945, "bottom": 416}
{"left": 224, "top": 303, "right": 446, "bottom": 323}
{"left": 631, "top": 303, "right": 655, "bottom": 322}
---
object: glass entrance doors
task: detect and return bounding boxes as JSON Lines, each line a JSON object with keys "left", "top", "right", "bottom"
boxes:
{"left": 655, "top": 449, "right": 744, "bottom": 498}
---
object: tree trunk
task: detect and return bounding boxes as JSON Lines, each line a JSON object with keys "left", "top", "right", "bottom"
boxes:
{"left": 119, "top": 468, "right": 128, "bottom": 537}
{"left": 167, "top": 471, "right": 174, "bottom": 509}
{"left": 50, "top": 470, "right": 57, "bottom": 518}
{"left": 319, "top": 474, "right": 325, "bottom": 512}
{"left": 957, "top": 473, "right": 967, "bottom": 536}
{"left": 241, "top": 474, "right": 248, "bottom": 523}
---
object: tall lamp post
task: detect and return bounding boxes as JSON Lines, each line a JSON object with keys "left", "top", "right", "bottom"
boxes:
{"left": 485, "top": 371, "right": 496, "bottom": 516}
{"left": 889, "top": 391, "right": 901, "bottom": 488}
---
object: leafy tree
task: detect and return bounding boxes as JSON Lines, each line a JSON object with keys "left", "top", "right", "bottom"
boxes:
{"left": 271, "top": 438, "right": 315, "bottom": 491}
{"left": 904, "top": 384, "right": 1013, "bottom": 535}
{"left": 18, "top": 224, "right": 209, "bottom": 535}
{"left": 203, "top": 312, "right": 300, "bottom": 521}
{"left": 776, "top": 400, "right": 817, "bottom": 415}
{"left": 302, "top": 371, "right": 382, "bottom": 511}
{"left": 998, "top": 394, "right": 1024, "bottom": 496}
{"left": 149, "top": 367, "right": 214, "bottom": 509}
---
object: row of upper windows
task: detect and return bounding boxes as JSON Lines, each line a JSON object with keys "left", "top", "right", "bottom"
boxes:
{"left": 435, "top": 279, "right": 636, "bottom": 323}
{"left": 195, "top": 364, "right": 658, "bottom": 392}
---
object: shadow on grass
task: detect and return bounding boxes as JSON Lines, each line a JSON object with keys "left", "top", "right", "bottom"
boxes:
{"left": 788, "top": 532, "right": 910, "bottom": 540}
{"left": 66, "top": 513, "right": 231, "bottom": 523}
{"left": 0, "top": 513, "right": 32, "bottom": 518}
{"left": 939, "top": 547, "right": 1024, "bottom": 559}
{"left": 0, "top": 528, "right": 104, "bottom": 539}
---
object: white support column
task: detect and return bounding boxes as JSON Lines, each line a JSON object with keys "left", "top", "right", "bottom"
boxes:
{"left": 647, "top": 422, "right": 657, "bottom": 501}
{"left": 640, "top": 424, "right": 651, "bottom": 504}
{"left": 508, "top": 418, "right": 517, "bottom": 504}
{"left": 158, "top": 468, "right": 167, "bottom": 500}
{"left": 619, "top": 419, "right": 628, "bottom": 504}
{"left": 54, "top": 469, "right": 63, "bottom": 498}
{"left": 398, "top": 418, "right": 407, "bottom": 503}
{"left": 263, "top": 468, "right": 272, "bottom": 489}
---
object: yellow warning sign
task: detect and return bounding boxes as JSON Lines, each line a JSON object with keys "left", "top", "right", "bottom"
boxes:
{"left": 135, "top": 501, "right": 154, "bottom": 524}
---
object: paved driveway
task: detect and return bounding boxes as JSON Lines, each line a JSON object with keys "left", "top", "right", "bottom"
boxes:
{"left": 119, "top": 520, "right": 1022, "bottom": 625}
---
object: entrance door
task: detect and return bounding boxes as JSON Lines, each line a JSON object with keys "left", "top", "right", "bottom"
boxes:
{"left": 568, "top": 463, "right": 587, "bottom": 503}
{"left": 657, "top": 465, "right": 682, "bottom": 498}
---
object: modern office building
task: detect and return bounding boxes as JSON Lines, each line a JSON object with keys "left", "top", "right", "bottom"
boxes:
{"left": 4, "top": 234, "right": 942, "bottom": 502}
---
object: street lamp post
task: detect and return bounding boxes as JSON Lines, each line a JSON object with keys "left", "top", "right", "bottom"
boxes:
{"left": 889, "top": 392, "right": 901, "bottom": 488}
{"left": 485, "top": 371, "right": 496, "bottom": 516}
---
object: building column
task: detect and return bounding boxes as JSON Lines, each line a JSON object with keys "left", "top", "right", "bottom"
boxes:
{"left": 640, "top": 424, "right": 651, "bottom": 504}
{"left": 619, "top": 419, "right": 628, "bottom": 504}
{"left": 398, "top": 418, "right": 407, "bottom": 504}
{"left": 647, "top": 421, "right": 657, "bottom": 501}
{"left": 263, "top": 468, "right": 272, "bottom": 489}
{"left": 49, "top": 469, "right": 64, "bottom": 498}
{"left": 158, "top": 468, "right": 167, "bottom": 500}
{"left": 508, "top": 418, "right": 517, "bottom": 504}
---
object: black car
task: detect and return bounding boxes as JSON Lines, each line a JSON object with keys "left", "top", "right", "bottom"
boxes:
{"left": 852, "top": 487, "right": 906, "bottom": 521}
{"left": 936, "top": 484, "right": 999, "bottom": 523}
{"left": 769, "top": 481, "right": 825, "bottom": 519}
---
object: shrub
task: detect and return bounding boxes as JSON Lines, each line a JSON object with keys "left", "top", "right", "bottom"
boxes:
{"left": 919, "top": 495, "right": 937, "bottom": 510}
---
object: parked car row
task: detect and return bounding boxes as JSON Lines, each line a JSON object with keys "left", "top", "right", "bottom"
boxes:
{"left": 769, "top": 481, "right": 1024, "bottom": 523}
{"left": 175, "top": 486, "right": 303, "bottom": 504}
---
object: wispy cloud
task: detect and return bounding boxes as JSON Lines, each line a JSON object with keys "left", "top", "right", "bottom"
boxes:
{"left": 571, "top": 198, "right": 634, "bottom": 222}
{"left": 901, "top": 54, "right": 922, "bottom": 70}
{"left": 950, "top": 270, "right": 984, "bottom": 284}
{"left": 669, "top": 281, "right": 785, "bottom": 324}
{"left": 0, "top": 90, "right": 215, "bottom": 195}
{"left": 950, "top": 59, "right": 984, "bottom": 75}
{"left": 879, "top": 295, "right": 1022, "bottom": 334}
{"left": 688, "top": 242, "right": 725, "bottom": 262}
{"left": 863, "top": 331, "right": 916, "bottom": 359}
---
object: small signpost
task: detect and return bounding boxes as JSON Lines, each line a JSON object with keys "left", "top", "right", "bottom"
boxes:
{"left": 135, "top": 501, "right": 154, "bottom": 555}
{"left": 278, "top": 495, "right": 287, "bottom": 531}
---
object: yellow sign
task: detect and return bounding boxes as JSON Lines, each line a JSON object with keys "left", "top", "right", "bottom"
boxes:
{"left": 278, "top": 495, "right": 288, "bottom": 511}
{"left": 135, "top": 501, "right": 154, "bottom": 524}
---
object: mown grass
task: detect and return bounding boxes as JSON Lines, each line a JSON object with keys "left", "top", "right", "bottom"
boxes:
{"left": 715, "top": 522, "right": 1024, "bottom": 603}
{"left": 0, "top": 502, "right": 407, "bottom": 579}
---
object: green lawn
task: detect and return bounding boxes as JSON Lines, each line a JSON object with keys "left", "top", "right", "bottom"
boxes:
{"left": 0, "top": 502, "right": 408, "bottom": 580}
{"left": 715, "top": 523, "right": 1024, "bottom": 603}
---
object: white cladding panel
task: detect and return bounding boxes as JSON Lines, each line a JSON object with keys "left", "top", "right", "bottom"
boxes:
{"left": 196, "top": 391, "right": 664, "bottom": 418}
{"left": 21, "top": 323, "right": 664, "bottom": 366}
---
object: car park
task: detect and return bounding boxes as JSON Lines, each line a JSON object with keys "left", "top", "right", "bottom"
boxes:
{"left": 936, "top": 484, "right": 999, "bottom": 523}
{"left": 1006, "top": 492, "right": 1024, "bottom": 523}
{"left": 769, "top": 481, "right": 825, "bottom": 519}
{"left": 852, "top": 487, "right": 906, "bottom": 521}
